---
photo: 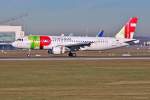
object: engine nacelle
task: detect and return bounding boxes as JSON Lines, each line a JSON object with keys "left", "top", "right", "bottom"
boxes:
{"left": 48, "top": 46, "right": 66, "bottom": 55}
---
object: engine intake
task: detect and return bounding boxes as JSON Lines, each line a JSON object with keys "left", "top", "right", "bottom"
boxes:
{"left": 48, "top": 46, "right": 66, "bottom": 54}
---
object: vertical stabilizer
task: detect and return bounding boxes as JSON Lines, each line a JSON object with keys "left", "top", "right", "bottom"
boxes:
{"left": 115, "top": 17, "right": 138, "bottom": 39}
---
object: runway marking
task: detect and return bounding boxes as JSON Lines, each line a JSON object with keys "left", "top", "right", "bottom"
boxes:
{"left": 0, "top": 57, "right": 150, "bottom": 61}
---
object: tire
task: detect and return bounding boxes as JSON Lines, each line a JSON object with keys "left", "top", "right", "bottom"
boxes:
{"left": 68, "top": 52, "right": 76, "bottom": 57}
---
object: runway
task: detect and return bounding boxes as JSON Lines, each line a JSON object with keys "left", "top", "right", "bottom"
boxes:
{"left": 0, "top": 57, "right": 150, "bottom": 61}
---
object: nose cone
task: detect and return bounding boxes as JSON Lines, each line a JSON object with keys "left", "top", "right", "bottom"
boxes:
{"left": 12, "top": 41, "right": 17, "bottom": 48}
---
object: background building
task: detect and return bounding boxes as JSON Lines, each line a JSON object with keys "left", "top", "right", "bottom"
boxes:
{"left": 0, "top": 26, "right": 24, "bottom": 50}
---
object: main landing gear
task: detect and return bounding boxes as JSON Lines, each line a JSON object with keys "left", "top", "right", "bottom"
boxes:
{"left": 68, "top": 52, "right": 76, "bottom": 57}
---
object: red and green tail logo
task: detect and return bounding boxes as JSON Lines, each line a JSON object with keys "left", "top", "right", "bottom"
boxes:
{"left": 124, "top": 17, "right": 138, "bottom": 39}
{"left": 116, "top": 17, "right": 138, "bottom": 39}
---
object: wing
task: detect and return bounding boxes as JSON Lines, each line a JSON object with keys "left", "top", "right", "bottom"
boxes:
{"left": 65, "top": 42, "right": 92, "bottom": 51}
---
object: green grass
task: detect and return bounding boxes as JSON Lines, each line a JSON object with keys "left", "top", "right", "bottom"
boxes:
{"left": 0, "top": 60, "right": 150, "bottom": 100}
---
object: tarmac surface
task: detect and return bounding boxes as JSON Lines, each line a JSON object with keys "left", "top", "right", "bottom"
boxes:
{"left": 0, "top": 57, "right": 150, "bottom": 61}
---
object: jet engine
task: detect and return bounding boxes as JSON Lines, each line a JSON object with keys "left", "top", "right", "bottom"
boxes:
{"left": 48, "top": 46, "right": 66, "bottom": 54}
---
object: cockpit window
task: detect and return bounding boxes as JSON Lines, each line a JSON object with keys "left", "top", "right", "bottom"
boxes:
{"left": 17, "top": 39, "right": 23, "bottom": 41}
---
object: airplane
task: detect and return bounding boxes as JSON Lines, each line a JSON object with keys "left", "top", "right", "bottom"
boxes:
{"left": 12, "top": 17, "right": 139, "bottom": 57}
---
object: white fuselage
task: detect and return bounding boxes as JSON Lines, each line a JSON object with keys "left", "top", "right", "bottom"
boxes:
{"left": 50, "top": 36, "right": 128, "bottom": 50}
{"left": 12, "top": 36, "right": 130, "bottom": 51}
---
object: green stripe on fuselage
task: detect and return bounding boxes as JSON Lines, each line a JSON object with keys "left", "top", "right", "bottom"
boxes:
{"left": 28, "top": 36, "right": 40, "bottom": 49}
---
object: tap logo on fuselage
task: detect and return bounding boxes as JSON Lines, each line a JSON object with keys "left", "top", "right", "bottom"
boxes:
{"left": 28, "top": 36, "right": 51, "bottom": 49}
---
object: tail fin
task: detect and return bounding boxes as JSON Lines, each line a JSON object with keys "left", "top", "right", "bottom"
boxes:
{"left": 115, "top": 17, "right": 138, "bottom": 39}
{"left": 97, "top": 30, "right": 104, "bottom": 37}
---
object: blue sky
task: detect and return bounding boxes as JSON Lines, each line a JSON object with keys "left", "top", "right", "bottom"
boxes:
{"left": 0, "top": 0, "right": 149, "bottom": 36}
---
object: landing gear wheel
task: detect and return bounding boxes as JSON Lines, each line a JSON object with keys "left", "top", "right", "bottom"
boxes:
{"left": 27, "top": 54, "right": 30, "bottom": 57}
{"left": 68, "top": 52, "right": 76, "bottom": 57}
{"left": 27, "top": 49, "right": 31, "bottom": 57}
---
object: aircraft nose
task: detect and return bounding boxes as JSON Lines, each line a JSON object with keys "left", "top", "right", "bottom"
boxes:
{"left": 12, "top": 41, "right": 17, "bottom": 47}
